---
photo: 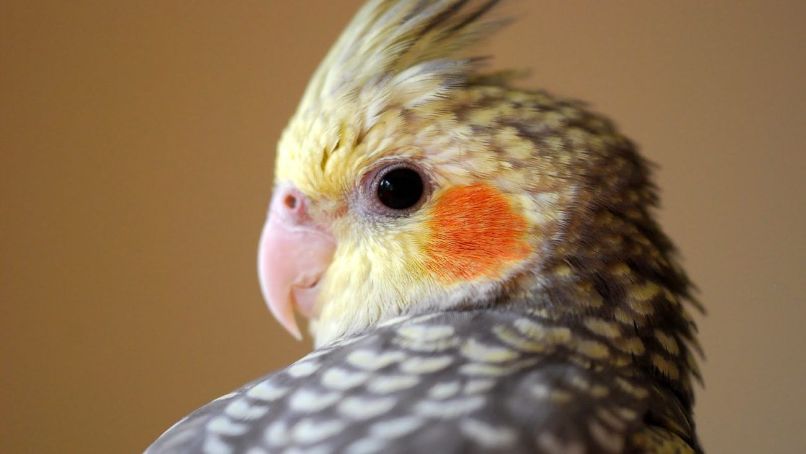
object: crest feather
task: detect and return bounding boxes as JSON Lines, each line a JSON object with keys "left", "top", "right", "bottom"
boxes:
{"left": 298, "top": 0, "right": 507, "bottom": 122}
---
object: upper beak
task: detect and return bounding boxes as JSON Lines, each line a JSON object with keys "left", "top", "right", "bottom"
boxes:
{"left": 257, "top": 185, "right": 335, "bottom": 339}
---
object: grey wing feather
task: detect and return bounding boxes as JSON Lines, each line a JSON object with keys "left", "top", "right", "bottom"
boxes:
{"left": 147, "top": 309, "right": 687, "bottom": 453}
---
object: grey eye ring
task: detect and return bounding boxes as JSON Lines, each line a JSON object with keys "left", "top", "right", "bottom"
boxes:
{"left": 359, "top": 160, "right": 432, "bottom": 217}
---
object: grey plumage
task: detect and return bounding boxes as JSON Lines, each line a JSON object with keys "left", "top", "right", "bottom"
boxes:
{"left": 147, "top": 306, "right": 697, "bottom": 453}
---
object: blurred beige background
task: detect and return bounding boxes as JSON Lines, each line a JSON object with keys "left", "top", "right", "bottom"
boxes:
{"left": 2, "top": 1, "right": 805, "bottom": 452}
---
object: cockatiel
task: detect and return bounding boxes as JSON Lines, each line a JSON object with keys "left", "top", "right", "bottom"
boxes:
{"left": 148, "top": 0, "right": 703, "bottom": 453}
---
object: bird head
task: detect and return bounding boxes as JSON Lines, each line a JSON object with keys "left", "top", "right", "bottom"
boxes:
{"left": 258, "top": 0, "right": 697, "bottom": 354}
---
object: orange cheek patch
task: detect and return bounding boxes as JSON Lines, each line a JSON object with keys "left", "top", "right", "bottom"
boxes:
{"left": 425, "top": 184, "right": 531, "bottom": 283}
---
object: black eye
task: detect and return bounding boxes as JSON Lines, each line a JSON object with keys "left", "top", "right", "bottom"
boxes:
{"left": 376, "top": 167, "right": 424, "bottom": 210}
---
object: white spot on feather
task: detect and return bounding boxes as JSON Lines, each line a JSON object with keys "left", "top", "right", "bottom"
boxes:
{"left": 206, "top": 416, "right": 248, "bottom": 436}
{"left": 264, "top": 421, "right": 289, "bottom": 446}
{"left": 461, "top": 338, "right": 520, "bottom": 363}
{"left": 464, "top": 379, "right": 495, "bottom": 394}
{"left": 369, "top": 416, "right": 424, "bottom": 439}
{"left": 224, "top": 398, "right": 268, "bottom": 420}
{"left": 291, "top": 418, "right": 345, "bottom": 444}
{"left": 287, "top": 360, "right": 320, "bottom": 377}
{"left": 338, "top": 396, "right": 397, "bottom": 419}
{"left": 399, "top": 355, "right": 453, "bottom": 374}
{"left": 459, "top": 419, "right": 517, "bottom": 448}
{"left": 397, "top": 324, "right": 455, "bottom": 341}
{"left": 428, "top": 381, "right": 460, "bottom": 399}
{"left": 246, "top": 381, "right": 289, "bottom": 402}
{"left": 289, "top": 389, "right": 341, "bottom": 412}
{"left": 347, "top": 350, "right": 406, "bottom": 370}
{"left": 321, "top": 367, "right": 370, "bottom": 390}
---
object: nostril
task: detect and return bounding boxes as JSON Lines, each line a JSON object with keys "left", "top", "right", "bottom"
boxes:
{"left": 273, "top": 186, "right": 311, "bottom": 225}
{"left": 283, "top": 193, "right": 298, "bottom": 210}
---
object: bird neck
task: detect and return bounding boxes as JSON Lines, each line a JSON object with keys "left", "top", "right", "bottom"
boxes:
{"left": 510, "top": 196, "right": 701, "bottom": 408}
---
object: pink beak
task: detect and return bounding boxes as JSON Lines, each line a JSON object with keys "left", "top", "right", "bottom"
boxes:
{"left": 257, "top": 185, "right": 335, "bottom": 339}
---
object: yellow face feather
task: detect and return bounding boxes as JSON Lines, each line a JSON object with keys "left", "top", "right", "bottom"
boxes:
{"left": 278, "top": 94, "right": 553, "bottom": 345}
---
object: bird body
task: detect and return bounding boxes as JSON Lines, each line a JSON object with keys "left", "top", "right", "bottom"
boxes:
{"left": 148, "top": 0, "right": 702, "bottom": 452}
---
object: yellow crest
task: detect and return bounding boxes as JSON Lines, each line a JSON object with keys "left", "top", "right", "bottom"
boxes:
{"left": 276, "top": 0, "right": 508, "bottom": 197}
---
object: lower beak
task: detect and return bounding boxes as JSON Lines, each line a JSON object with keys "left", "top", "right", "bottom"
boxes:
{"left": 257, "top": 215, "right": 335, "bottom": 339}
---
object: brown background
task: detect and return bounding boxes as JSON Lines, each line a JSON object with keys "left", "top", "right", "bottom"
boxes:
{"left": 2, "top": 1, "right": 805, "bottom": 452}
